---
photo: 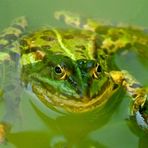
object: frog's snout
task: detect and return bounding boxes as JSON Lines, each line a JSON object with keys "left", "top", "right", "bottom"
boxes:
{"left": 67, "top": 74, "right": 92, "bottom": 99}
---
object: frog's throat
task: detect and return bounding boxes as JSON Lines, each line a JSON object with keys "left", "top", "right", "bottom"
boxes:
{"left": 32, "top": 80, "right": 117, "bottom": 113}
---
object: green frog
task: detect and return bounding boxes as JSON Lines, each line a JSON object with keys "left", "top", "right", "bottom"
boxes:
{"left": 0, "top": 11, "right": 148, "bottom": 143}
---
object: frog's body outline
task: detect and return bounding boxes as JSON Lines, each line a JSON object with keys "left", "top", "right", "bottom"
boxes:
{"left": 0, "top": 11, "right": 148, "bottom": 144}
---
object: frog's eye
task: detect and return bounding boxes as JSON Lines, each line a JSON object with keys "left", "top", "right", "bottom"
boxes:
{"left": 54, "top": 65, "right": 67, "bottom": 80}
{"left": 55, "top": 65, "right": 62, "bottom": 74}
{"left": 93, "top": 63, "right": 102, "bottom": 79}
{"left": 96, "top": 64, "right": 102, "bottom": 73}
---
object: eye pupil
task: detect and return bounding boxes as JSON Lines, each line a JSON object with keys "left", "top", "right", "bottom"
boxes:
{"left": 97, "top": 64, "right": 102, "bottom": 73}
{"left": 55, "top": 66, "right": 62, "bottom": 73}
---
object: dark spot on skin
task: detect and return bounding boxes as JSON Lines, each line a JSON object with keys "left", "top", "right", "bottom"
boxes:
{"left": 103, "top": 48, "right": 108, "bottom": 54}
{"left": 23, "top": 47, "right": 40, "bottom": 54}
{"left": 132, "top": 93, "right": 138, "bottom": 98}
{"left": 131, "top": 83, "right": 142, "bottom": 88}
{"left": 100, "top": 55, "right": 105, "bottom": 60}
{"left": 12, "top": 24, "right": 24, "bottom": 32}
{"left": 81, "top": 34, "right": 90, "bottom": 39}
{"left": 30, "top": 47, "right": 41, "bottom": 52}
{"left": 124, "top": 43, "right": 132, "bottom": 49}
{"left": 40, "top": 36, "right": 55, "bottom": 41}
{"left": 110, "top": 35, "right": 118, "bottom": 41}
{"left": 20, "top": 39, "right": 28, "bottom": 46}
{"left": 95, "top": 36, "right": 103, "bottom": 48}
{"left": 63, "top": 34, "right": 74, "bottom": 39}
{"left": 96, "top": 26, "right": 110, "bottom": 34}
{"left": 75, "top": 45, "right": 86, "bottom": 50}
{"left": 42, "top": 45, "right": 51, "bottom": 50}
{"left": 27, "top": 33, "right": 36, "bottom": 38}
{"left": 81, "top": 54, "right": 87, "bottom": 58}
{"left": 4, "top": 34, "right": 17, "bottom": 41}
{"left": 113, "top": 84, "right": 118, "bottom": 90}
{"left": 75, "top": 49, "right": 84, "bottom": 53}
{"left": 42, "top": 30, "right": 50, "bottom": 33}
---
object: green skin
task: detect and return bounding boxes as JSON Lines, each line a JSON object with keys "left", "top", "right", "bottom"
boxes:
{"left": 0, "top": 11, "right": 148, "bottom": 143}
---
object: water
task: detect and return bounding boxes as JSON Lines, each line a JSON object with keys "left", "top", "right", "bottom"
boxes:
{"left": 0, "top": 0, "right": 148, "bottom": 147}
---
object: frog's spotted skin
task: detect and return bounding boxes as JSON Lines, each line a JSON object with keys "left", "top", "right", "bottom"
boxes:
{"left": 0, "top": 16, "right": 27, "bottom": 49}
{"left": 20, "top": 28, "right": 115, "bottom": 111}
{"left": 0, "top": 12, "right": 148, "bottom": 143}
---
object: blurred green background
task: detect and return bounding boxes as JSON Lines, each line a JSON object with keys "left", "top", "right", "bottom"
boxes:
{"left": 1, "top": 0, "right": 148, "bottom": 28}
{"left": 0, "top": 0, "right": 148, "bottom": 148}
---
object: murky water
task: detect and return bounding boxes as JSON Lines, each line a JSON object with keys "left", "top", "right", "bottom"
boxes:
{"left": 0, "top": 0, "right": 148, "bottom": 147}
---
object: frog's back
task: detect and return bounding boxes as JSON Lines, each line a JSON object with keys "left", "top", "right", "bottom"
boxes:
{"left": 20, "top": 28, "right": 102, "bottom": 62}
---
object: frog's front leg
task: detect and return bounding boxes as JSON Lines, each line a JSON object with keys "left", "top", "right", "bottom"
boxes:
{"left": 110, "top": 70, "right": 148, "bottom": 126}
{"left": 0, "top": 16, "right": 27, "bottom": 51}
{"left": 0, "top": 16, "right": 28, "bottom": 144}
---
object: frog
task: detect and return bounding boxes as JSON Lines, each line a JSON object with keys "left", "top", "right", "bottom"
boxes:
{"left": 0, "top": 11, "right": 148, "bottom": 144}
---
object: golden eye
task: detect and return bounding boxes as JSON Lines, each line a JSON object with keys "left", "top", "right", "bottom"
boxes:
{"left": 93, "top": 63, "right": 102, "bottom": 79}
{"left": 54, "top": 65, "right": 67, "bottom": 80}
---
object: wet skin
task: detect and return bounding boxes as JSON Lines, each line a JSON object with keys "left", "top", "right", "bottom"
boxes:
{"left": 0, "top": 11, "right": 148, "bottom": 143}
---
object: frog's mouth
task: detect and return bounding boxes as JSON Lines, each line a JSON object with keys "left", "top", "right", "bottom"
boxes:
{"left": 31, "top": 79, "right": 117, "bottom": 113}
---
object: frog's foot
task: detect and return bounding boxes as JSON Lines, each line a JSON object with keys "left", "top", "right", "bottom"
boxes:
{"left": 130, "top": 91, "right": 147, "bottom": 115}
{"left": 54, "top": 11, "right": 102, "bottom": 32}
{"left": 110, "top": 70, "right": 148, "bottom": 129}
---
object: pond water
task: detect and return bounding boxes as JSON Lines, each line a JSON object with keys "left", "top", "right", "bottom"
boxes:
{"left": 0, "top": 0, "right": 148, "bottom": 147}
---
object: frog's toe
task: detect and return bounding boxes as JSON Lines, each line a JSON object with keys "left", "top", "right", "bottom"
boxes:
{"left": 130, "top": 95, "right": 147, "bottom": 115}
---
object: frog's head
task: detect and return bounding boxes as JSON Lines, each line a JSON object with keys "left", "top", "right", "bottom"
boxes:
{"left": 24, "top": 52, "right": 114, "bottom": 112}
{"left": 20, "top": 28, "right": 116, "bottom": 112}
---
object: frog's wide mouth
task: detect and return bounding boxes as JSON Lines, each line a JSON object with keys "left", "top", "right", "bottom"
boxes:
{"left": 31, "top": 80, "right": 117, "bottom": 113}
